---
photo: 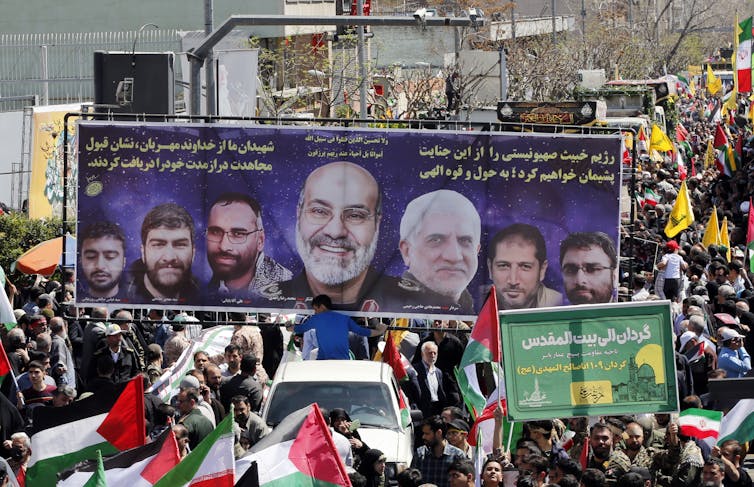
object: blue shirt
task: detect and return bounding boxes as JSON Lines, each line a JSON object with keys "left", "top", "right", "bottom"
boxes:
{"left": 294, "top": 311, "right": 371, "bottom": 360}
{"left": 718, "top": 346, "right": 752, "bottom": 378}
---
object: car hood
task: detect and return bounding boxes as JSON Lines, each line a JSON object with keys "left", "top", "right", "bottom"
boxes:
{"left": 356, "top": 427, "right": 413, "bottom": 465}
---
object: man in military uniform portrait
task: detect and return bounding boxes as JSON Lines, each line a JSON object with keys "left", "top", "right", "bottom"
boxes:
{"left": 394, "top": 189, "right": 481, "bottom": 314}
{"left": 261, "top": 161, "right": 396, "bottom": 311}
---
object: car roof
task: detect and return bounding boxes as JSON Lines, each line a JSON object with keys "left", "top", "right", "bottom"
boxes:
{"left": 274, "top": 360, "right": 392, "bottom": 384}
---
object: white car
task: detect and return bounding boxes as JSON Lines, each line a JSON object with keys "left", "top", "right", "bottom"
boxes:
{"left": 260, "top": 360, "right": 415, "bottom": 480}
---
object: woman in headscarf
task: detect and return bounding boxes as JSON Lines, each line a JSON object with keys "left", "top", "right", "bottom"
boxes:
{"left": 357, "top": 448, "right": 387, "bottom": 487}
{"left": 330, "top": 408, "right": 370, "bottom": 469}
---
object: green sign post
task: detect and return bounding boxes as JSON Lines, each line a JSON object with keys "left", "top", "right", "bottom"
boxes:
{"left": 501, "top": 301, "right": 678, "bottom": 421}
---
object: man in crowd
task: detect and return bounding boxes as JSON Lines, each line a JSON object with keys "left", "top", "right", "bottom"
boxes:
{"left": 444, "top": 419, "right": 472, "bottom": 459}
{"left": 559, "top": 232, "right": 617, "bottom": 305}
{"left": 293, "top": 294, "right": 386, "bottom": 360}
{"left": 411, "top": 415, "right": 466, "bottom": 487}
{"left": 487, "top": 223, "right": 563, "bottom": 309}
{"left": 126, "top": 203, "right": 200, "bottom": 302}
{"left": 176, "top": 387, "right": 214, "bottom": 450}
{"left": 717, "top": 327, "right": 751, "bottom": 378}
{"left": 88, "top": 324, "right": 140, "bottom": 384}
{"left": 205, "top": 192, "right": 291, "bottom": 300}
{"left": 219, "top": 353, "right": 263, "bottom": 412}
{"left": 713, "top": 439, "right": 752, "bottom": 487}
{"left": 447, "top": 459, "right": 476, "bottom": 487}
{"left": 49, "top": 317, "right": 76, "bottom": 388}
{"left": 263, "top": 161, "right": 395, "bottom": 311}
{"left": 78, "top": 221, "right": 127, "bottom": 299}
{"left": 411, "top": 341, "right": 448, "bottom": 418}
{"left": 395, "top": 189, "right": 481, "bottom": 314}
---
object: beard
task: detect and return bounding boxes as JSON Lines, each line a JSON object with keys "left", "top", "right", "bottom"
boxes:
{"left": 296, "top": 225, "right": 378, "bottom": 286}
{"left": 146, "top": 261, "right": 189, "bottom": 295}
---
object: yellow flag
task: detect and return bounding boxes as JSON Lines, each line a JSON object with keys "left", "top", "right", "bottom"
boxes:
{"left": 665, "top": 180, "right": 695, "bottom": 238}
{"left": 704, "top": 140, "right": 716, "bottom": 168}
{"left": 649, "top": 124, "right": 674, "bottom": 153}
{"left": 723, "top": 87, "right": 738, "bottom": 116}
{"left": 701, "top": 206, "right": 720, "bottom": 248}
{"left": 720, "top": 217, "right": 731, "bottom": 261}
{"left": 373, "top": 317, "right": 409, "bottom": 361}
{"left": 689, "top": 78, "right": 697, "bottom": 96}
{"left": 707, "top": 64, "right": 722, "bottom": 95}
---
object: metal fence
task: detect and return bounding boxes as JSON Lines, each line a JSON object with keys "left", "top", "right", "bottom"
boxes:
{"left": 0, "top": 30, "right": 183, "bottom": 112}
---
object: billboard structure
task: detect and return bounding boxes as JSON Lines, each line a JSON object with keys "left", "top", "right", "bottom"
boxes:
{"left": 76, "top": 122, "right": 621, "bottom": 318}
{"left": 501, "top": 301, "right": 678, "bottom": 420}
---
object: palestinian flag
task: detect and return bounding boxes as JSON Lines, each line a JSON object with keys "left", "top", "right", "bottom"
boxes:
{"left": 467, "top": 374, "right": 520, "bottom": 455}
{"left": 154, "top": 412, "right": 234, "bottom": 487}
{"left": 236, "top": 403, "right": 351, "bottom": 487}
{"left": 717, "top": 399, "right": 754, "bottom": 445}
{"left": 26, "top": 376, "right": 146, "bottom": 486}
{"left": 454, "top": 286, "right": 501, "bottom": 419}
{"left": 679, "top": 408, "right": 722, "bottom": 440}
{"left": 58, "top": 428, "right": 180, "bottom": 486}
{"left": 85, "top": 450, "right": 107, "bottom": 487}
{"left": 0, "top": 341, "right": 12, "bottom": 388}
{"left": 644, "top": 188, "right": 659, "bottom": 207}
{"left": 1, "top": 265, "right": 16, "bottom": 331}
{"left": 747, "top": 198, "right": 754, "bottom": 272}
{"left": 382, "top": 332, "right": 407, "bottom": 383}
{"left": 714, "top": 124, "right": 737, "bottom": 177}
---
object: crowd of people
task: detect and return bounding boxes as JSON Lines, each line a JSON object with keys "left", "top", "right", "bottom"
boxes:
{"left": 1, "top": 86, "right": 754, "bottom": 487}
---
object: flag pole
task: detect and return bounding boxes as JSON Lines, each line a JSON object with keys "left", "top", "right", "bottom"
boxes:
{"left": 505, "top": 420, "right": 515, "bottom": 454}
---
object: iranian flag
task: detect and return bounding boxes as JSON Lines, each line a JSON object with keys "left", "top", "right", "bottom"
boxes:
{"left": 26, "top": 376, "right": 146, "bottom": 486}
{"left": 454, "top": 286, "right": 501, "bottom": 419}
{"left": 717, "top": 399, "right": 754, "bottom": 445}
{"left": 738, "top": 17, "right": 753, "bottom": 92}
{"left": 235, "top": 403, "right": 351, "bottom": 487}
{"left": 679, "top": 408, "right": 723, "bottom": 440}
{"left": 644, "top": 188, "right": 659, "bottom": 207}
{"left": 154, "top": 411, "right": 235, "bottom": 487}
{"left": 747, "top": 198, "right": 754, "bottom": 272}
{"left": 58, "top": 427, "right": 181, "bottom": 486}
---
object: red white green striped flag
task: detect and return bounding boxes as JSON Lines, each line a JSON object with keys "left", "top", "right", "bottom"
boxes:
{"left": 714, "top": 124, "right": 737, "bottom": 176}
{"left": 738, "top": 17, "right": 753, "bottom": 92}
{"left": 236, "top": 403, "right": 351, "bottom": 486}
{"left": 1, "top": 265, "right": 16, "bottom": 332}
{"left": 679, "top": 408, "right": 723, "bottom": 440}
{"left": 644, "top": 188, "right": 659, "bottom": 207}
{"left": 153, "top": 411, "right": 235, "bottom": 487}
{"left": 454, "top": 286, "right": 501, "bottom": 419}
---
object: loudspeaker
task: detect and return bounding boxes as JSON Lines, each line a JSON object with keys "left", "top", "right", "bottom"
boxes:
{"left": 93, "top": 51, "right": 175, "bottom": 114}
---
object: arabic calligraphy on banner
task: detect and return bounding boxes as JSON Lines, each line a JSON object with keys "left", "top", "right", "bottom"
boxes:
{"left": 76, "top": 122, "right": 621, "bottom": 317}
{"left": 501, "top": 301, "right": 678, "bottom": 420}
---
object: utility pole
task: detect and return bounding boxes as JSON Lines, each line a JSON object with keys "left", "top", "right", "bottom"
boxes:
{"left": 551, "top": 0, "right": 557, "bottom": 44}
{"left": 357, "top": 0, "right": 368, "bottom": 119}
{"left": 204, "top": 0, "right": 216, "bottom": 115}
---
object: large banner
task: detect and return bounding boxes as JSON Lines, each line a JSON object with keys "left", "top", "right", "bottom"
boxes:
{"left": 28, "top": 104, "right": 80, "bottom": 219}
{"left": 501, "top": 301, "right": 678, "bottom": 421}
{"left": 75, "top": 122, "right": 621, "bottom": 318}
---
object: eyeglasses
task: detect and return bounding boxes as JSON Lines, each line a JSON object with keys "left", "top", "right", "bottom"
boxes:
{"left": 562, "top": 263, "right": 613, "bottom": 276}
{"left": 205, "top": 227, "right": 261, "bottom": 244}
{"left": 302, "top": 206, "right": 377, "bottom": 227}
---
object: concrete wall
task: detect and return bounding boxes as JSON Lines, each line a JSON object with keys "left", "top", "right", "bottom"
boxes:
{"left": 370, "top": 25, "right": 456, "bottom": 68}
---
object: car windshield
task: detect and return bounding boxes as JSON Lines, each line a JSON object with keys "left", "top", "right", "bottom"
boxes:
{"left": 266, "top": 381, "right": 399, "bottom": 430}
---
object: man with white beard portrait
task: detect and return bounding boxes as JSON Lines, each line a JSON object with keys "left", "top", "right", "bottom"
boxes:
{"left": 261, "top": 161, "right": 399, "bottom": 311}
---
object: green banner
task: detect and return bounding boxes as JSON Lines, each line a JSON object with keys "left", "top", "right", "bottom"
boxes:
{"left": 501, "top": 301, "right": 678, "bottom": 421}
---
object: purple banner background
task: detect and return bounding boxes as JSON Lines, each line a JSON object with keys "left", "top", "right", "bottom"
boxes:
{"left": 76, "top": 122, "right": 621, "bottom": 318}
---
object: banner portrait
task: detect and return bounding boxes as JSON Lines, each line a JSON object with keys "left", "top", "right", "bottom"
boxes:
{"left": 75, "top": 122, "right": 622, "bottom": 318}
{"left": 29, "top": 104, "right": 80, "bottom": 219}
{"left": 501, "top": 301, "right": 678, "bottom": 421}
